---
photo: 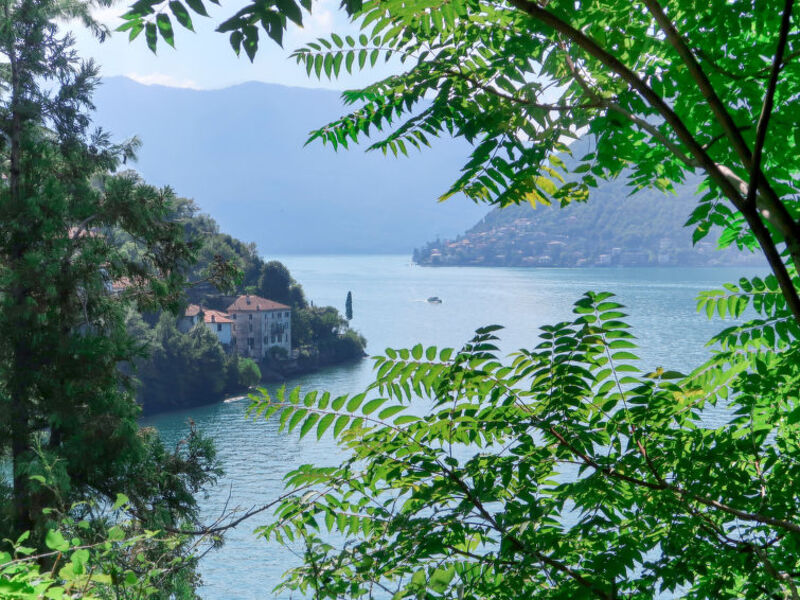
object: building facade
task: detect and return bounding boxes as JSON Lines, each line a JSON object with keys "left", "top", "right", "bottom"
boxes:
{"left": 227, "top": 295, "right": 292, "bottom": 359}
{"left": 203, "top": 309, "right": 233, "bottom": 345}
{"left": 179, "top": 305, "right": 234, "bottom": 346}
{"left": 178, "top": 304, "right": 203, "bottom": 333}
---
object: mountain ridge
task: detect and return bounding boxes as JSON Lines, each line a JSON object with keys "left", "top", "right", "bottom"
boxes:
{"left": 92, "top": 76, "right": 488, "bottom": 254}
{"left": 413, "top": 177, "right": 765, "bottom": 268}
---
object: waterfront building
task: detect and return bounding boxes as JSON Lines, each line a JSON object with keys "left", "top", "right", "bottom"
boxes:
{"left": 179, "top": 304, "right": 234, "bottom": 346}
{"left": 227, "top": 295, "right": 292, "bottom": 359}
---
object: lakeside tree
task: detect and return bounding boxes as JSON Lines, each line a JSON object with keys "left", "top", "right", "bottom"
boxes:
{"left": 346, "top": 290, "right": 353, "bottom": 321}
{"left": 122, "top": 0, "right": 800, "bottom": 597}
{"left": 0, "top": 1, "right": 228, "bottom": 595}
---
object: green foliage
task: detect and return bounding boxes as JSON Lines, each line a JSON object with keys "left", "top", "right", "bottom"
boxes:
{"left": 0, "top": 489, "right": 217, "bottom": 599}
{"left": 256, "top": 260, "right": 307, "bottom": 308}
{"left": 292, "top": 305, "right": 366, "bottom": 362}
{"left": 0, "top": 5, "right": 224, "bottom": 596}
{"left": 345, "top": 290, "right": 353, "bottom": 321}
{"left": 238, "top": 357, "right": 262, "bottom": 387}
{"left": 131, "top": 312, "right": 243, "bottom": 414}
{"left": 251, "top": 291, "right": 800, "bottom": 599}
{"left": 0, "top": 428, "right": 221, "bottom": 599}
{"left": 0, "top": 10, "right": 201, "bottom": 547}
{"left": 120, "top": 0, "right": 356, "bottom": 58}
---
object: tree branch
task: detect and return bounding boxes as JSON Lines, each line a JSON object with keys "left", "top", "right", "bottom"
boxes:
{"left": 505, "top": 0, "right": 800, "bottom": 322}
{"left": 641, "top": 0, "right": 800, "bottom": 279}
{"left": 746, "top": 0, "right": 795, "bottom": 208}
{"left": 563, "top": 52, "right": 698, "bottom": 168}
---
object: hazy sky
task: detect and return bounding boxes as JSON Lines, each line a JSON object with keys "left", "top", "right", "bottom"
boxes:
{"left": 72, "top": 0, "right": 398, "bottom": 90}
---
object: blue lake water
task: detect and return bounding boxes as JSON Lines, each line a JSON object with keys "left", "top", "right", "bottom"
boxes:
{"left": 144, "top": 255, "right": 766, "bottom": 599}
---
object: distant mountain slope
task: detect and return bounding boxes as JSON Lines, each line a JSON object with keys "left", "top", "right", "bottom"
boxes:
{"left": 413, "top": 178, "right": 764, "bottom": 267}
{"left": 92, "top": 77, "right": 487, "bottom": 254}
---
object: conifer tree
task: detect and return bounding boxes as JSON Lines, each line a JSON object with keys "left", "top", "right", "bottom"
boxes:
{"left": 0, "top": 2, "right": 219, "bottom": 578}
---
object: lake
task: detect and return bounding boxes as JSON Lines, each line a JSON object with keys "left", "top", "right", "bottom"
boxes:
{"left": 145, "top": 255, "right": 765, "bottom": 599}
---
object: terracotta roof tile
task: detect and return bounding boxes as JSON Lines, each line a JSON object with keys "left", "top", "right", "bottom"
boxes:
{"left": 226, "top": 294, "right": 290, "bottom": 312}
{"left": 203, "top": 309, "right": 234, "bottom": 324}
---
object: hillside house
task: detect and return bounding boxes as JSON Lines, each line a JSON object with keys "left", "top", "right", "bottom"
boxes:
{"left": 227, "top": 295, "right": 291, "bottom": 359}
{"left": 179, "top": 305, "right": 234, "bottom": 346}
{"left": 178, "top": 304, "right": 203, "bottom": 333}
{"left": 203, "top": 309, "right": 233, "bottom": 345}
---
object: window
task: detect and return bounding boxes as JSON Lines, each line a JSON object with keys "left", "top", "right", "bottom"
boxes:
{"left": 249, "top": 314, "right": 252, "bottom": 321}
{"left": 248, "top": 337, "right": 254, "bottom": 347}
{"left": 285, "top": 312, "right": 289, "bottom": 318}
{"left": 217, "top": 324, "right": 222, "bottom": 332}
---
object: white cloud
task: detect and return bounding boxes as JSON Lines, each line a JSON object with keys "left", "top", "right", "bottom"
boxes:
{"left": 291, "top": 0, "right": 335, "bottom": 41}
{"left": 125, "top": 72, "right": 200, "bottom": 88}
{"left": 91, "top": 5, "right": 125, "bottom": 27}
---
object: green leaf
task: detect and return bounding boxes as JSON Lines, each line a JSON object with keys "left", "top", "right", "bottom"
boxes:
{"left": 394, "top": 415, "right": 420, "bottom": 425}
{"left": 244, "top": 29, "right": 259, "bottom": 61}
{"left": 429, "top": 567, "right": 456, "bottom": 593}
{"left": 299, "top": 413, "right": 319, "bottom": 439}
{"left": 333, "top": 414, "right": 349, "bottom": 437}
{"left": 347, "top": 393, "right": 365, "bottom": 412}
{"left": 275, "top": 0, "right": 303, "bottom": 26}
{"left": 288, "top": 408, "right": 307, "bottom": 432}
{"left": 229, "top": 30, "right": 243, "bottom": 54}
{"left": 112, "top": 493, "right": 129, "bottom": 510}
{"left": 362, "top": 397, "right": 387, "bottom": 415}
{"left": 169, "top": 1, "right": 194, "bottom": 30}
{"left": 378, "top": 404, "right": 405, "bottom": 420}
{"left": 145, "top": 22, "right": 158, "bottom": 52}
{"left": 316, "top": 413, "right": 335, "bottom": 439}
{"left": 156, "top": 13, "right": 175, "bottom": 47}
{"left": 45, "top": 530, "right": 69, "bottom": 551}
{"left": 184, "top": 0, "right": 208, "bottom": 16}
{"left": 123, "top": 20, "right": 145, "bottom": 41}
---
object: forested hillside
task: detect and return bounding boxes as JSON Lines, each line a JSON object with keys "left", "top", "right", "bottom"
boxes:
{"left": 116, "top": 188, "right": 366, "bottom": 415}
{"left": 414, "top": 177, "right": 764, "bottom": 268}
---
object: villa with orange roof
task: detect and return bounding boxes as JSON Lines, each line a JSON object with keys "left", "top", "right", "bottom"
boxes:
{"left": 179, "top": 295, "right": 292, "bottom": 359}
{"left": 226, "top": 294, "right": 292, "bottom": 359}
{"left": 179, "top": 304, "right": 234, "bottom": 346}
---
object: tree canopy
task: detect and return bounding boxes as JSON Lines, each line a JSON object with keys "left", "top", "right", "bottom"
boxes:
{"left": 0, "top": 2, "right": 226, "bottom": 596}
